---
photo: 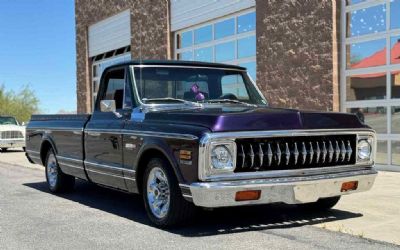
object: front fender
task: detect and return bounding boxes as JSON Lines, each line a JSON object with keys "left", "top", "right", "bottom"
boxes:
{"left": 135, "top": 137, "right": 185, "bottom": 183}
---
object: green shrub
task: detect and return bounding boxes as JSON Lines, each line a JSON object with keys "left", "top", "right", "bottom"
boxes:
{"left": 0, "top": 85, "right": 40, "bottom": 123}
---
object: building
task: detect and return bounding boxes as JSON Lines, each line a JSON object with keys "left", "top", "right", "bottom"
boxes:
{"left": 74, "top": 0, "right": 400, "bottom": 170}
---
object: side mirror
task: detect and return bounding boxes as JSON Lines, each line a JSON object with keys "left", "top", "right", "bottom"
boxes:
{"left": 21, "top": 122, "right": 26, "bottom": 126}
{"left": 100, "top": 100, "right": 116, "bottom": 113}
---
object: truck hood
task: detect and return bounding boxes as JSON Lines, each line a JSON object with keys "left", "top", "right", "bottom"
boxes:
{"left": 141, "top": 106, "right": 367, "bottom": 132}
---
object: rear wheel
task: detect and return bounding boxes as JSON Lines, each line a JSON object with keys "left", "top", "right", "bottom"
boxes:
{"left": 45, "top": 149, "right": 75, "bottom": 193}
{"left": 143, "top": 157, "right": 196, "bottom": 228}
{"left": 1, "top": 148, "right": 7, "bottom": 152}
{"left": 298, "top": 196, "right": 341, "bottom": 211}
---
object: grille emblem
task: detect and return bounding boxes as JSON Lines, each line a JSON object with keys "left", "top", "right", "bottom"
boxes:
{"left": 249, "top": 144, "right": 255, "bottom": 168}
{"left": 322, "top": 141, "right": 327, "bottom": 163}
{"left": 276, "top": 143, "right": 281, "bottom": 165}
{"left": 309, "top": 142, "right": 314, "bottom": 164}
{"left": 301, "top": 142, "right": 307, "bottom": 164}
{"left": 267, "top": 143, "right": 273, "bottom": 166}
{"left": 293, "top": 142, "right": 299, "bottom": 165}
{"left": 335, "top": 141, "right": 340, "bottom": 161}
{"left": 340, "top": 140, "right": 346, "bottom": 162}
{"left": 239, "top": 144, "right": 245, "bottom": 168}
{"left": 328, "top": 141, "right": 334, "bottom": 163}
{"left": 346, "top": 140, "right": 353, "bottom": 161}
{"left": 258, "top": 143, "right": 264, "bottom": 167}
{"left": 315, "top": 141, "right": 321, "bottom": 163}
{"left": 285, "top": 143, "right": 290, "bottom": 165}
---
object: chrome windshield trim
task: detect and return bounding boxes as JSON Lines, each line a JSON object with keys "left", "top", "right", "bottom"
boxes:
{"left": 84, "top": 128, "right": 198, "bottom": 141}
{"left": 129, "top": 65, "right": 265, "bottom": 108}
{"left": 198, "top": 129, "right": 376, "bottom": 181}
{"left": 132, "top": 64, "right": 247, "bottom": 71}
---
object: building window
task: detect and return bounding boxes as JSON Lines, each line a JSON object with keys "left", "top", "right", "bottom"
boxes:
{"left": 174, "top": 9, "right": 257, "bottom": 81}
{"left": 341, "top": 0, "right": 400, "bottom": 168}
{"left": 91, "top": 46, "right": 131, "bottom": 110}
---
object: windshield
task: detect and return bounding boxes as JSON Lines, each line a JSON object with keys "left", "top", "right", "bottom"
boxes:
{"left": 0, "top": 117, "right": 18, "bottom": 125}
{"left": 132, "top": 67, "right": 267, "bottom": 105}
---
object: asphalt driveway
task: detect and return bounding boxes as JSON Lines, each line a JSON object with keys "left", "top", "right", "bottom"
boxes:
{"left": 0, "top": 152, "right": 399, "bottom": 249}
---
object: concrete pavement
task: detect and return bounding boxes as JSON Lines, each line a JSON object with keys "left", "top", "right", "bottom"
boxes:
{"left": 0, "top": 150, "right": 399, "bottom": 248}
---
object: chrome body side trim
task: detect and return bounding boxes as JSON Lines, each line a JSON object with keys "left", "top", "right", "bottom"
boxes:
{"left": 84, "top": 129, "right": 198, "bottom": 141}
{"left": 198, "top": 129, "right": 376, "bottom": 181}
{"left": 85, "top": 169, "right": 136, "bottom": 181}
{"left": 57, "top": 155, "right": 83, "bottom": 163}
{"left": 188, "top": 169, "right": 377, "bottom": 207}
{"left": 84, "top": 160, "right": 136, "bottom": 174}
{"left": 31, "top": 127, "right": 84, "bottom": 133}
{"left": 26, "top": 150, "right": 40, "bottom": 155}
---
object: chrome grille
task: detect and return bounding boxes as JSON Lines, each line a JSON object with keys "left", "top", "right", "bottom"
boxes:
{"left": 235, "top": 134, "right": 356, "bottom": 172}
{"left": 0, "top": 131, "right": 23, "bottom": 139}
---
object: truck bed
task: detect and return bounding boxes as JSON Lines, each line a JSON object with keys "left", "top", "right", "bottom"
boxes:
{"left": 26, "top": 114, "right": 91, "bottom": 180}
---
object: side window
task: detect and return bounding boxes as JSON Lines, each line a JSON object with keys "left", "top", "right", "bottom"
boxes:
{"left": 99, "top": 68, "right": 131, "bottom": 110}
{"left": 221, "top": 75, "right": 250, "bottom": 100}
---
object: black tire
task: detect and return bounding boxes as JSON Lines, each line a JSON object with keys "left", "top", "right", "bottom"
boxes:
{"left": 22, "top": 147, "right": 26, "bottom": 152}
{"left": 45, "top": 149, "right": 75, "bottom": 193}
{"left": 142, "top": 157, "right": 196, "bottom": 228}
{"left": 1, "top": 148, "right": 7, "bottom": 152}
{"left": 298, "top": 196, "right": 341, "bottom": 211}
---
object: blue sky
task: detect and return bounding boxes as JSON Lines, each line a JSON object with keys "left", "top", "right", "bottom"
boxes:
{"left": 0, "top": 0, "right": 76, "bottom": 113}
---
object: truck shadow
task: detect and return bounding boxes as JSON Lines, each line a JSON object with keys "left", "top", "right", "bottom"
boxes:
{"left": 24, "top": 179, "right": 362, "bottom": 237}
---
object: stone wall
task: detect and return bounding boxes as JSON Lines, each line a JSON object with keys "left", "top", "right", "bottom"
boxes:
{"left": 256, "top": 0, "right": 341, "bottom": 111}
{"left": 75, "top": 0, "right": 170, "bottom": 113}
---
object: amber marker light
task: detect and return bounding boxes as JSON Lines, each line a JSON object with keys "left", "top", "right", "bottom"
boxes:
{"left": 341, "top": 181, "right": 358, "bottom": 192}
{"left": 235, "top": 190, "right": 261, "bottom": 201}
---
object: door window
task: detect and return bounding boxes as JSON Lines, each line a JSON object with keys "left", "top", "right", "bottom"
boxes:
{"left": 99, "top": 68, "right": 132, "bottom": 110}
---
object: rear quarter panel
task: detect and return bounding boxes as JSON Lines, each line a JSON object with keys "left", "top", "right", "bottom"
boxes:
{"left": 26, "top": 114, "right": 90, "bottom": 179}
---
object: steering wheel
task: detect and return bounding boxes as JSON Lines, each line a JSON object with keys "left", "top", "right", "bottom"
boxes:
{"left": 219, "top": 93, "right": 238, "bottom": 100}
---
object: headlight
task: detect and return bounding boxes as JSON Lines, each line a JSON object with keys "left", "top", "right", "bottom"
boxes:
{"left": 357, "top": 139, "right": 372, "bottom": 161}
{"left": 211, "top": 145, "right": 234, "bottom": 169}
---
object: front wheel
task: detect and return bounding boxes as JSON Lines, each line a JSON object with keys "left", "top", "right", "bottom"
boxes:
{"left": 45, "top": 149, "right": 75, "bottom": 193}
{"left": 1, "top": 148, "right": 7, "bottom": 152}
{"left": 143, "top": 158, "right": 196, "bottom": 228}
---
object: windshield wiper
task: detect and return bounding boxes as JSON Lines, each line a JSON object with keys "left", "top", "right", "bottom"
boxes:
{"left": 142, "top": 98, "right": 200, "bottom": 106}
{"left": 204, "top": 99, "right": 257, "bottom": 107}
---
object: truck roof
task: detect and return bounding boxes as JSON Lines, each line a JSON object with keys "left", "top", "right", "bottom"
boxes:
{"left": 106, "top": 60, "right": 247, "bottom": 71}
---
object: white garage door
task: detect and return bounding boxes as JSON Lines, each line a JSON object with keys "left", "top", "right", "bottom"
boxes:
{"left": 88, "top": 10, "right": 131, "bottom": 57}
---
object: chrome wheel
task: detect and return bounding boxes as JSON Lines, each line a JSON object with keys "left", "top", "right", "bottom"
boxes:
{"left": 46, "top": 153, "right": 58, "bottom": 188}
{"left": 146, "top": 167, "right": 170, "bottom": 219}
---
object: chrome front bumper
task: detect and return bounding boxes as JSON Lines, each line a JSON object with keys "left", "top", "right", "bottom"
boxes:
{"left": 0, "top": 139, "right": 25, "bottom": 148}
{"left": 183, "top": 169, "right": 377, "bottom": 208}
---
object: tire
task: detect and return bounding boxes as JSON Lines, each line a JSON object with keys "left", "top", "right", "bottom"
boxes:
{"left": 45, "top": 149, "right": 75, "bottom": 193}
{"left": 142, "top": 157, "right": 196, "bottom": 228}
{"left": 22, "top": 147, "right": 26, "bottom": 152}
{"left": 1, "top": 148, "right": 7, "bottom": 152}
{"left": 298, "top": 196, "right": 341, "bottom": 211}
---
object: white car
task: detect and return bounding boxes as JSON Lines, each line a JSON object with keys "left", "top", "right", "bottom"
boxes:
{"left": 0, "top": 116, "right": 26, "bottom": 152}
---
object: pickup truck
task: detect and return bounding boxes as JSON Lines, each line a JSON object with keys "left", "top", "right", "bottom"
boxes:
{"left": 0, "top": 115, "right": 26, "bottom": 152}
{"left": 26, "top": 60, "right": 377, "bottom": 227}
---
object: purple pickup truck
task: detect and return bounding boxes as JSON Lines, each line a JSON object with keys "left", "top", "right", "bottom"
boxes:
{"left": 26, "top": 60, "right": 377, "bottom": 227}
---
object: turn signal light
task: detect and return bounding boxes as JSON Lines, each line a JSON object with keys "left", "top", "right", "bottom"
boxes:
{"left": 341, "top": 181, "right": 358, "bottom": 192}
{"left": 235, "top": 190, "right": 261, "bottom": 201}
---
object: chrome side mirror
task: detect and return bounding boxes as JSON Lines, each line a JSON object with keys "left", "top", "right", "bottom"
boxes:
{"left": 100, "top": 100, "right": 116, "bottom": 113}
{"left": 100, "top": 100, "right": 122, "bottom": 118}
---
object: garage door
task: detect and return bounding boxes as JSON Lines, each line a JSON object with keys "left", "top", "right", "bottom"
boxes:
{"left": 88, "top": 10, "right": 131, "bottom": 57}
